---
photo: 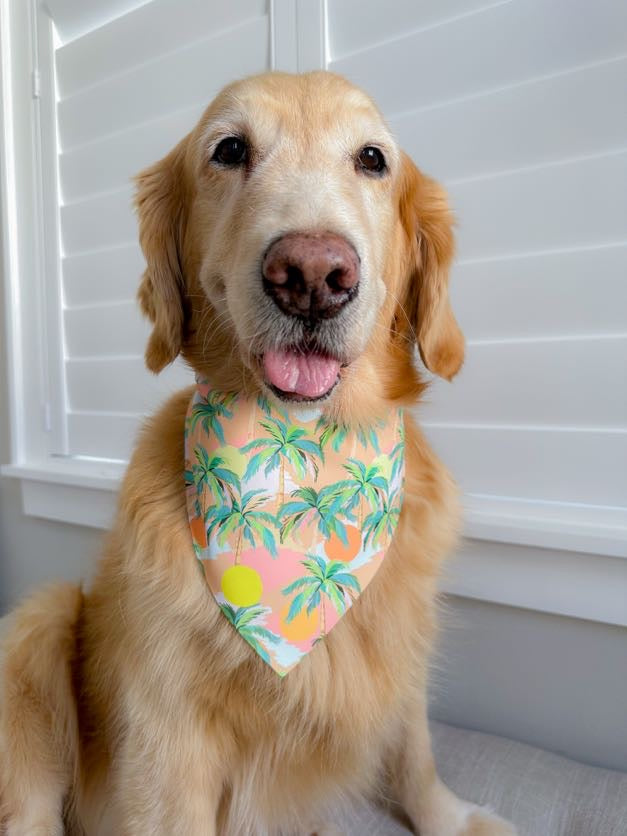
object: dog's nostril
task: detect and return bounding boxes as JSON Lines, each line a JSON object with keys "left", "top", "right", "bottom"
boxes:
{"left": 325, "top": 268, "right": 342, "bottom": 293}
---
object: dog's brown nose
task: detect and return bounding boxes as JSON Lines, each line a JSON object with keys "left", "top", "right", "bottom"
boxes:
{"left": 262, "top": 232, "right": 359, "bottom": 320}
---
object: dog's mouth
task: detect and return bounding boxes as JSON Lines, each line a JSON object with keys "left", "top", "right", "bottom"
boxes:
{"left": 261, "top": 347, "right": 343, "bottom": 402}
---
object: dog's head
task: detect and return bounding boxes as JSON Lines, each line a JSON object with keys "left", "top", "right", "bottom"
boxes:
{"left": 136, "top": 71, "right": 463, "bottom": 419}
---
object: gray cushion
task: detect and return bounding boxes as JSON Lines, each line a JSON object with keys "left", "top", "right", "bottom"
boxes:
{"left": 430, "top": 721, "right": 627, "bottom": 836}
{"left": 340, "top": 722, "right": 627, "bottom": 835}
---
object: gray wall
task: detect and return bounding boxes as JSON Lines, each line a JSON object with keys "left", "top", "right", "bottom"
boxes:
{"left": 1, "top": 267, "right": 626, "bottom": 774}
{"left": 0, "top": 478, "right": 101, "bottom": 613}
{"left": 431, "top": 596, "right": 627, "bottom": 773}
{"left": 0, "top": 273, "right": 103, "bottom": 611}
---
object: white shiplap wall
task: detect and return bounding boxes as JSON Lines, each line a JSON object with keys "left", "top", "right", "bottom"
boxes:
{"left": 327, "top": 0, "right": 627, "bottom": 542}
{"left": 45, "top": 0, "right": 271, "bottom": 461}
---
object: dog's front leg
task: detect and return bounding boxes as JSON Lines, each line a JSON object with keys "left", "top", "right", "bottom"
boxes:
{"left": 389, "top": 695, "right": 517, "bottom": 836}
{"left": 113, "top": 720, "right": 222, "bottom": 836}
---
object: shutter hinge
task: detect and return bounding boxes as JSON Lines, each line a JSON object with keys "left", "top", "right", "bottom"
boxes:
{"left": 43, "top": 402, "right": 51, "bottom": 432}
{"left": 31, "top": 68, "right": 41, "bottom": 99}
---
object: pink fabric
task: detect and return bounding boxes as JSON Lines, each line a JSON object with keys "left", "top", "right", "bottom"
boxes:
{"left": 185, "top": 380, "right": 405, "bottom": 675}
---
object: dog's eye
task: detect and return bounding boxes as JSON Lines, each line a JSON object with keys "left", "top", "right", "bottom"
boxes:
{"left": 357, "top": 146, "right": 387, "bottom": 174}
{"left": 212, "top": 136, "right": 248, "bottom": 166}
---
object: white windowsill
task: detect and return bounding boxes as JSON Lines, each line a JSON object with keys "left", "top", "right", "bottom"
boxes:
{"left": 2, "top": 460, "right": 626, "bottom": 627}
{"left": 2, "top": 461, "right": 626, "bottom": 557}
{"left": 1, "top": 460, "right": 125, "bottom": 530}
{"left": 2, "top": 459, "right": 126, "bottom": 490}
{"left": 463, "top": 493, "right": 627, "bottom": 560}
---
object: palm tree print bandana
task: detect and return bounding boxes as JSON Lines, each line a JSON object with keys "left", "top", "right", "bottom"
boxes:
{"left": 184, "top": 378, "right": 405, "bottom": 676}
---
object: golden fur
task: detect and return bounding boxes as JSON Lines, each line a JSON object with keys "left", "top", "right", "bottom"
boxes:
{"left": 0, "top": 72, "right": 515, "bottom": 835}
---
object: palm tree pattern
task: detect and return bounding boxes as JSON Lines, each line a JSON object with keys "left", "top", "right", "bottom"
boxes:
{"left": 278, "top": 485, "right": 349, "bottom": 545}
{"left": 205, "top": 488, "right": 279, "bottom": 560}
{"left": 184, "top": 377, "right": 405, "bottom": 675}
{"left": 333, "top": 459, "right": 389, "bottom": 527}
{"left": 282, "top": 555, "right": 361, "bottom": 638}
{"left": 363, "top": 488, "right": 402, "bottom": 548}
{"left": 185, "top": 447, "right": 241, "bottom": 518}
{"left": 242, "top": 416, "right": 322, "bottom": 506}
{"left": 219, "top": 604, "right": 281, "bottom": 664}
{"left": 188, "top": 389, "right": 236, "bottom": 445}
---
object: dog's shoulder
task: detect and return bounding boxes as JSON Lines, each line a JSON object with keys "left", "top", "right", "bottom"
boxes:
{"left": 116, "top": 386, "right": 194, "bottom": 530}
{"left": 399, "top": 411, "right": 462, "bottom": 560}
{"left": 95, "top": 385, "right": 206, "bottom": 613}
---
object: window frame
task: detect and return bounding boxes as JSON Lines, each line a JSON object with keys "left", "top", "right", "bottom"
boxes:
{"left": 0, "top": 0, "right": 330, "bottom": 507}
{"left": 1, "top": 0, "right": 68, "bottom": 462}
{"left": 0, "top": 0, "right": 152, "bottom": 516}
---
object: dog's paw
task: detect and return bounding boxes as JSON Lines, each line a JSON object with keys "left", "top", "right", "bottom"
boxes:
{"left": 460, "top": 807, "right": 517, "bottom": 836}
{"left": 416, "top": 789, "right": 517, "bottom": 836}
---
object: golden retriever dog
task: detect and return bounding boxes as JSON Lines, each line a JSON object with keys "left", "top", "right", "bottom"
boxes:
{"left": 0, "top": 72, "right": 516, "bottom": 835}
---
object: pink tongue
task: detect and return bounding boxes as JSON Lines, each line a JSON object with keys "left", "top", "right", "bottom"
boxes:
{"left": 263, "top": 349, "right": 340, "bottom": 398}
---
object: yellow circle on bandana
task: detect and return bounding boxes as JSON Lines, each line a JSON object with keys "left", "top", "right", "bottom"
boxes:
{"left": 221, "top": 565, "right": 263, "bottom": 608}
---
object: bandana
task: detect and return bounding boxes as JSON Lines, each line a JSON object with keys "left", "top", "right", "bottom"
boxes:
{"left": 185, "top": 378, "right": 405, "bottom": 676}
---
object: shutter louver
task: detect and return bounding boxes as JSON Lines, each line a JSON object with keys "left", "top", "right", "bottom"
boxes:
{"left": 327, "top": 0, "right": 627, "bottom": 529}
{"left": 28, "top": 0, "right": 626, "bottom": 549}
{"left": 42, "top": 0, "right": 271, "bottom": 462}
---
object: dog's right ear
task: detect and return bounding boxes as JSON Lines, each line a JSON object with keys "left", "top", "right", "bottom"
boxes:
{"left": 135, "top": 138, "right": 189, "bottom": 373}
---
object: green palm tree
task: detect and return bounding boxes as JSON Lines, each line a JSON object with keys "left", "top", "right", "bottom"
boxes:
{"left": 389, "top": 421, "right": 405, "bottom": 482}
{"left": 220, "top": 604, "right": 280, "bottom": 664}
{"left": 186, "top": 446, "right": 240, "bottom": 518}
{"left": 279, "top": 485, "right": 348, "bottom": 545}
{"left": 315, "top": 417, "right": 348, "bottom": 453}
{"left": 282, "top": 554, "right": 361, "bottom": 638}
{"left": 356, "top": 422, "right": 382, "bottom": 453}
{"left": 334, "top": 459, "right": 389, "bottom": 527}
{"left": 389, "top": 441, "right": 404, "bottom": 483}
{"left": 256, "top": 394, "right": 287, "bottom": 419}
{"left": 205, "top": 489, "right": 279, "bottom": 561}
{"left": 189, "top": 391, "right": 237, "bottom": 445}
{"left": 243, "top": 417, "right": 322, "bottom": 506}
{"left": 363, "top": 488, "right": 402, "bottom": 548}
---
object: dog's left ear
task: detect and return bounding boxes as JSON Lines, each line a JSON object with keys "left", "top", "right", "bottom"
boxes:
{"left": 397, "top": 152, "right": 464, "bottom": 381}
{"left": 134, "top": 138, "right": 189, "bottom": 373}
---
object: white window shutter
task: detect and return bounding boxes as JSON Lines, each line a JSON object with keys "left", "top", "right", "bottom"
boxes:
{"left": 327, "top": 0, "right": 627, "bottom": 547}
{"left": 40, "top": 0, "right": 271, "bottom": 462}
{"left": 12, "top": 0, "right": 626, "bottom": 551}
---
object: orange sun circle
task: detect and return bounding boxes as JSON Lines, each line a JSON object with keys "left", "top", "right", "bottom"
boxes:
{"left": 280, "top": 601, "right": 319, "bottom": 642}
{"left": 324, "top": 525, "right": 361, "bottom": 562}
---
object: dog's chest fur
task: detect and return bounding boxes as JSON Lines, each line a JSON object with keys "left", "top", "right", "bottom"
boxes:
{"left": 77, "top": 390, "right": 449, "bottom": 833}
